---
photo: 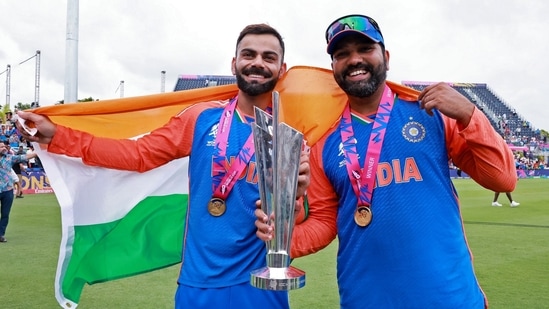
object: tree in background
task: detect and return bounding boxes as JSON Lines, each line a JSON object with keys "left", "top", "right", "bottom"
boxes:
{"left": 56, "top": 97, "right": 96, "bottom": 105}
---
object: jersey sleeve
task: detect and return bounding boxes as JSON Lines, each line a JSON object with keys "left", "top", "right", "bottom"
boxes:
{"left": 445, "top": 106, "right": 517, "bottom": 192}
{"left": 290, "top": 140, "right": 337, "bottom": 258}
{"left": 47, "top": 102, "right": 218, "bottom": 172}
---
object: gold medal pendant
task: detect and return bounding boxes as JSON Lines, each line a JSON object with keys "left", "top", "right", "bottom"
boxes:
{"left": 354, "top": 206, "right": 372, "bottom": 227}
{"left": 208, "top": 198, "right": 226, "bottom": 217}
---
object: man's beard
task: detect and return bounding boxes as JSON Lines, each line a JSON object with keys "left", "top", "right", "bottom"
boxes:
{"left": 334, "top": 61, "right": 387, "bottom": 98}
{"left": 235, "top": 67, "right": 278, "bottom": 96}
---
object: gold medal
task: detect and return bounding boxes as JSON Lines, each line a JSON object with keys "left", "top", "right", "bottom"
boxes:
{"left": 208, "top": 198, "right": 226, "bottom": 217}
{"left": 354, "top": 206, "right": 372, "bottom": 227}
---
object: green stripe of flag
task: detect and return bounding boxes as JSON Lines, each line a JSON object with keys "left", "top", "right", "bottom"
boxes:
{"left": 61, "top": 194, "right": 187, "bottom": 303}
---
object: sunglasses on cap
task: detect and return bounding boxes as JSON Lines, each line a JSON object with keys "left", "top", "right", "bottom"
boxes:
{"left": 325, "top": 14, "right": 384, "bottom": 54}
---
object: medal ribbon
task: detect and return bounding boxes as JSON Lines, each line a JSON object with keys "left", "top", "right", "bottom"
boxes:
{"left": 211, "top": 96, "right": 262, "bottom": 201}
{"left": 340, "top": 84, "right": 395, "bottom": 209}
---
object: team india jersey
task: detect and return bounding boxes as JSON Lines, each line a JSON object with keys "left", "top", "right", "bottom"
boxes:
{"left": 292, "top": 93, "right": 516, "bottom": 308}
{"left": 48, "top": 99, "right": 288, "bottom": 307}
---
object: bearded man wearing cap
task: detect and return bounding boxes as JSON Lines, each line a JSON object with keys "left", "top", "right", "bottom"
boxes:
{"left": 256, "top": 14, "right": 516, "bottom": 308}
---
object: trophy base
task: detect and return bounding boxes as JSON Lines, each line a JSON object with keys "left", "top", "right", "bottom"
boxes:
{"left": 250, "top": 266, "right": 306, "bottom": 290}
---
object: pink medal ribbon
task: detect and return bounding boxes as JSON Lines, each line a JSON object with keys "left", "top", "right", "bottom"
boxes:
{"left": 339, "top": 84, "right": 395, "bottom": 226}
{"left": 208, "top": 96, "right": 264, "bottom": 216}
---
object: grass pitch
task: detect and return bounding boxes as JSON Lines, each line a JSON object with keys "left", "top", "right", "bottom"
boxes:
{"left": 1, "top": 178, "right": 548, "bottom": 308}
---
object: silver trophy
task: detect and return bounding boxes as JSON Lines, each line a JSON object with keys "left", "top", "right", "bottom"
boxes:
{"left": 250, "top": 91, "right": 306, "bottom": 290}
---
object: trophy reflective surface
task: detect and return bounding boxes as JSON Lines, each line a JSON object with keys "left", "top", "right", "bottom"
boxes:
{"left": 250, "top": 91, "right": 306, "bottom": 291}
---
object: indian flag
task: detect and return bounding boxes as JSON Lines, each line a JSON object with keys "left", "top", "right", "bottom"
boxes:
{"left": 31, "top": 66, "right": 418, "bottom": 308}
{"left": 37, "top": 145, "right": 188, "bottom": 308}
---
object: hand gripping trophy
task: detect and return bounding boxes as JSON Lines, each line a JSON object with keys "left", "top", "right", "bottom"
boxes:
{"left": 250, "top": 91, "right": 306, "bottom": 291}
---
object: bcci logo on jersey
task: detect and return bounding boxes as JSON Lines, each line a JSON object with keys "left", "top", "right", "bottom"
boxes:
{"left": 402, "top": 121, "right": 426, "bottom": 143}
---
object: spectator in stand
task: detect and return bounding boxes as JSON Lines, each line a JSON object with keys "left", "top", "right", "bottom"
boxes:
{"left": 32, "top": 149, "right": 43, "bottom": 169}
{"left": 6, "top": 123, "right": 17, "bottom": 137}
{"left": 8, "top": 132, "right": 20, "bottom": 149}
{"left": 1, "top": 141, "right": 37, "bottom": 242}
{"left": 0, "top": 125, "right": 7, "bottom": 143}
{"left": 492, "top": 191, "right": 520, "bottom": 207}
{"left": 3, "top": 144, "right": 20, "bottom": 197}
{"left": 5, "top": 112, "right": 13, "bottom": 124}
{"left": 26, "top": 145, "right": 36, "bottom": 168}
{"left": 12, "top": 147, "right": 26, "bottom": 198}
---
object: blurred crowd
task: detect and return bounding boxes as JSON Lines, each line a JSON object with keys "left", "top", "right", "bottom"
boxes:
{"left": 2, "top": 110, "right": 42, "bottom": 170}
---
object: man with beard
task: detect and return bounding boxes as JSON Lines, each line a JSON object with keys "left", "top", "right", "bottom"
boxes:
{"left": 16, "top": 24, "right": 309, "bottom": 309}
{"left": 256, "top": 14, "right": 516, "bottom": 308}
{"left": 0, "top": 142, "right": 37, "bottom": 243}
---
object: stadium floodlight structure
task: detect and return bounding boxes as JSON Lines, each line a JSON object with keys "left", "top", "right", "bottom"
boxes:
{"left": 161, "top": 70, "right": 166, "bottom": 93}
{"left": 0, "top": 64, "right": 10, "bottom": 108}
{"left": 115, "top": 80, "right": 124, "bottom": 98}
{"left": 64, "top": 0, "right": 79, "bottom": 104}
{"left": 19, "top": 50, "right": 41, "bottom": 108}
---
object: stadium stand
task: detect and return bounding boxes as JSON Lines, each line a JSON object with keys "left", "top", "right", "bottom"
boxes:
{"left": 403, "top": 82, "right": 537, "bottom": 138}
{"left": 173, "top": 76, "right": 540, "bottom": 137}
{"left": 173, "top": 75, "right": 237, "bottom": 90}
{"left": 173, "top": 75, "right": 548, "bottom": 173}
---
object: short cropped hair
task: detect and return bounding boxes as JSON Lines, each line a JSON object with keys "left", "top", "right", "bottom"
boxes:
{"left": 235, "top": 24, "right": 285, "bottom": 62}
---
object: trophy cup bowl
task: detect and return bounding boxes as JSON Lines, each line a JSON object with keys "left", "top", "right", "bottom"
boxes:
{"left": 250, "top": 91, "right": 306, "bottom": 291}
